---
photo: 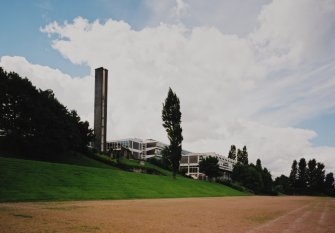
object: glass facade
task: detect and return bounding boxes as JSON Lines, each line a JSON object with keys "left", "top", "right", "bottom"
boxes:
{"left": 179, "top": 153, "right": 236, "bottom": 180}
{"left": 107, "top": 138, "right": 174, "bottom": 160}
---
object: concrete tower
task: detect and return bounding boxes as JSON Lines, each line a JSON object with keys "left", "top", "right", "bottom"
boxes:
{"left": 94, "top": 67, "right": 108, "bottom": 152}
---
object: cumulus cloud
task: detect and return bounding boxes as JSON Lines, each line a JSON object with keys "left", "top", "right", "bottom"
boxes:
{"left": 251, "top": 0, "right": 335, "bottom": 68}
{"left": 1, "top": 0, "right": 335, "bottom": 176}
{"left": 144, "top": 0, "right": 271, "bottom": 35}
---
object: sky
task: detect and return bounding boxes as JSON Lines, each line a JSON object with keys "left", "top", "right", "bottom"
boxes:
{"left": 1, "top": 0, "right": 335, "bottom": 176}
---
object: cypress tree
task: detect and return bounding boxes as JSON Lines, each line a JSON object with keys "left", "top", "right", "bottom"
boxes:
{"left": 324, "top": 173, "right": 335, "bottom": 196}
{"left": 237, "top": 149, "right": 243, "bottom": 163}
{"left": 228, "top": 145, "right": 237, "bottom": 160}
{"left": 242, "top": 146, "right": 249, "bottom": 165}
{"left": 256, "top": 158, "right": 262, "bottom": 171}
{"left": 289, "top": 160, "right": 298, "bottom": 194}
{"left": 162, "top": 88, "right": 183, "bottom": 179}
{"left": 307, "top": 159, "right": 317, "bottom": 193}
{"left": 315, "top": 162, "right": 325, "bottom": 192}
{"left": 297, "top": 158, "right": 307, "bottom": 194}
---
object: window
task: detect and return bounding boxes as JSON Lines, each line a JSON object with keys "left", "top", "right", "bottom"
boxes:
{"left": 189, "top": 166, "right": 198, "bottom": 173}
{"left": 133, "top": 142, "right": 140, "bottom": 150}
{"left": 189, "top": 156, "right": 198, "bottom": 163}
{"left": 180, "top": 156, "right": 188, "bottom": 163}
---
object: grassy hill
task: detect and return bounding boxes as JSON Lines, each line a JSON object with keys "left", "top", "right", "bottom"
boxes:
{"left": 0, "top": 156, "right": 246, "bottom": 202}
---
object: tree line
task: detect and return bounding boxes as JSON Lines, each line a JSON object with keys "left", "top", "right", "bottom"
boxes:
{"left": 275, "top": 158, "right": 335, "bottom": 196}
{"left": 229, "top": 146, "right": 334, "bottom": 196}
{"left": 198, "top": 143, "right": 335, "bottom": 196}
{"left": 0, "top": 67, "right": 93, "bottom": 158}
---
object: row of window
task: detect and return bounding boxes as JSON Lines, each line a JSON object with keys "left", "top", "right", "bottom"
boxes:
{"left": 180, "top": 166, "right": 199, "bottom": 174}
{"left": 108, "top": 140, "right": 158, "bottom": 151}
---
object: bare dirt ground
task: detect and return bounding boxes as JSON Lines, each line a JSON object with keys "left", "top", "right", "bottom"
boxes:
{"left": 0, "top": 196, "right": 334, "bottom": 233}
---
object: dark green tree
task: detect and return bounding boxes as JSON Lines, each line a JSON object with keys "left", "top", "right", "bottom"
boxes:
{"left": 0, "top": 67, "right": 93, "bottom": 158}
{"left": 199, "top": 156, "right": 221, "bottom": 181}
{"left": 289, "top": 160, "right": 298, "bottom": 194}
{"left": 161, "top": 145, "right": 172, "bottom": 170}
{"left": 315, "top": 162, "right": 325, "bottom": 192}
{"left": 262, "top": 167, "right": 273, "bottom": 194}
{"left": 255, "top": 158, "right": 273, "bottom": 193}
{"left": 307, "top": 159, "right": 317, "bottom": 193}
{"left": 324, "top": 173, "right": 335, "bottom": 196}
{"left": 236, "top": 146, "right": 248, "bottom": 165}
{"left": 297, "top": 158, "right": 307, "bottom": 194}
{"left": 237, "top": 149, "right": 243, "bottom": 163}
{"left": 228, "top": 145, "right": 237, "bottom": 160}
{"left": 274, "top": 175, "right": 290, "bottom": 194}
{"left": 162, "top": 88, "right": 183, "bottom": 179}
{"left": 256, "top": 158, "right": 262, "bottom": 171}
{"left": 242, "top": 146, "right": 248, "bottom": 165}
{"left": 232, "top": 157, "right": 275, "bottom": 194}
{"left": 232, "top": 163, "right": 263, "bottom": 194}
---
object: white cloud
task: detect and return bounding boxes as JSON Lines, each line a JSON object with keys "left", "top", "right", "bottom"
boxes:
{"left": 251, "top": 0, "right": 335, "bottom": 68}
{"left": 144, "top": 0, "right": 271, "bottom": 35}
{"left": 2, "top": 0, "right": 335, "bottom": 176}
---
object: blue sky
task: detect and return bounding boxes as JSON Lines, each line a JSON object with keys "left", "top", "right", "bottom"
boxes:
{"left": 0, "top": 0, "right": 150, "bottom": 76}
{"left": 1, "top": 0, "right": 334, "bottom": 175}
{"left": 298, "top": 112, "right": 335, "bottom": 147}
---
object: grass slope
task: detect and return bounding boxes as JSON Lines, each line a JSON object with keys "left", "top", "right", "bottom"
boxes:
{"left": 0, "top": 157, "right": 246, "bottom": 202}
{"left": 0, "top": 150, "right": 114, "bottom": 169}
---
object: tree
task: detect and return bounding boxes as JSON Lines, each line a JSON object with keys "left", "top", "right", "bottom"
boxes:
{"left": 232, "top": 157, "right": 275, "bottom": 194}
{"left": 274, "top": 175, "right": 290, "bottom": 194}
{"left": 297, "top": 158, "right": 307, "bottom": 194}
{"left": 161, "top": 145, "right": 172, "bottom": 170}
{"left": 199, "top": 156, "right": 221, "bottom": 181}
{"left": 255, "top": 158, "right": 274, "bottom": 193}
{"left": 262, "top": 168, "right": 273, "bottom": 194}
{"left": 0, "top": 67, "right": 93, "bottom": 157}
{"left": 324, "top": 173, "right": 335, "bottom": 196}
{"left": 242, "top": 146, "right": 249, "bottom": 165}
{"left": 307, "top": 159, "right": 317, "bottom": 193}
{"left": 162, "top": 88, "right": 183, "bottom": 179}
{"left": 256, "top": 159, "right": 262, "bottom": 171}
{"left": 237, "top": 149, "right": 243, "bottom": 163}
{"left": 289, "top": 160, "right": 298, "bottom": 194}
{"left": 286, "top": 157, "right": 330, "bottom": 196}
{"left": 237, "top": 146, "right": 248, "bottom": 165}
{"left": 232, "top": 163, "right": 263, "bottom": 194}
{"left": 315, "top": 162, "right": 325, "bottom": 192}
{"left": 228, "top": 145, "right": 237, "bottom": 160}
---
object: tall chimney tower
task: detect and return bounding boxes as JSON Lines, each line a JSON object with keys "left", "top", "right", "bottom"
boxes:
{"left": 94, "top": 67, "right": 108, "bottom": 152}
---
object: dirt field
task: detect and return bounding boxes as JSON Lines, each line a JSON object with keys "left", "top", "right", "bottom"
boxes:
{"left": 0, "top": 196, "right": 334, "bottom": 233}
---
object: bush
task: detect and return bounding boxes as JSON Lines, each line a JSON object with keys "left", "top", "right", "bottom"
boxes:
{"left": 87, "top": 153, "right": 165, "bottom": 175}
{"left": 216, "top": 179, "right": 254, "bottom": 194}
{"left": 146, "top": 157, "right": 171, "bottom": 171}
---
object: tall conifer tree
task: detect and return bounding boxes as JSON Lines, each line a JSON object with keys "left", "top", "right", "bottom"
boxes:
{"left": 228, "top": 145, "right": 237, "bottom": 160}
{"left": 297, "top": 158, "right": 307, "bottom": 193}
{"left": 242, "top": 146, "right": 249, "bottom": 165}
{"left": 289, "top": 160, "right": 298, "bottom": 194}
{"left": 237, "top": 149, "right": 243, "bottom": 163}
{"left": 162, "top": 88, "right": 183, "bottom": 179}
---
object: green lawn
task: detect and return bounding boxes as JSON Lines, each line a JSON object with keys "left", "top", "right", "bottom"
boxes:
{"left": 0, "top": 156, "right": 247, "bottom": 202}
{"left": 0, "top": 150, "right": 115, "bottom": 169}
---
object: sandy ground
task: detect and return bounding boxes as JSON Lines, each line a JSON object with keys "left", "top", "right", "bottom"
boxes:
{"left": 0, "top": 196, "right": 334, "bottom": 233}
